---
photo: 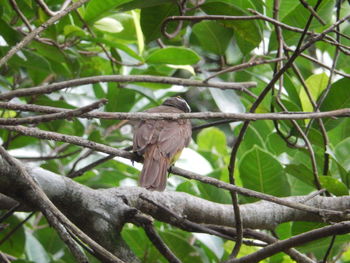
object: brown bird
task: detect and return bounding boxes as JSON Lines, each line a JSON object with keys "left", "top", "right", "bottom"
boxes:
{"left": 133, "top": 97, "right": 192, "bottom": 191}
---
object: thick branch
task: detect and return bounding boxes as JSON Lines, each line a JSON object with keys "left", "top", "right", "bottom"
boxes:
{"left": 0, "top": 159, "right": 138, "bottom": 262}
{"left": 1, "top": 160, "right": 350, "bottom": 262}
{"left": 0, "top": 124, "right": 346, "bottom": 220}
{"left": 1, "top": 162, "right": 349, "bottom": 231}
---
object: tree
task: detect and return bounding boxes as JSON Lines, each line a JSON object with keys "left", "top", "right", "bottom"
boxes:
{"left": 0, "top": 0, "right": 350, "bottom": 262}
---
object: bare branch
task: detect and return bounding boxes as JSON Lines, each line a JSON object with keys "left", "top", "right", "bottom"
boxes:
{"left": 204, "top": 57, "right": 285, "bottom": 82}
{"left": 132, "top": 213, "right": 181, "bottom": 263}
{"left": 227, "top": 222, "right": 350, "bottom": 263}
{"left": 298, "top": 0, "right": 326, "bottom": 25}
{"left": 0, "top": 75, "right": 257, "bottom": 101}
{"left": 0, "top": 146, "right": 90, "bottom": 263}
{"left": 8, "top": 0, "right": 32, "bottom": 31}
{"left": 0, "top": 99, "right": 107, "bottom": 125}
{"left": 1, "top": 102, "right": 349, "bottom": 121}
{"left": 0, "top": 125, "right": 135, "bottom": 160}
{"left": 35, "top": 0, "right": 72, "bottom": 16}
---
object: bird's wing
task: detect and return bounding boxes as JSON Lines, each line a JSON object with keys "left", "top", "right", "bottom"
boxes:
{"left": 158, "top": 119, "right": 192, "bottom": 159}
{"left": 132, "top": 119, "right": 156, "bottom": 155}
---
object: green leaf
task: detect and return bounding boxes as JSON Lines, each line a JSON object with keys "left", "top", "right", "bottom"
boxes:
{"left": 265, "top": 0, "right": 300, "bottom": 20}
{"left": 84, "top": 0, "right": 133, "bottom": 22}
{"left": 83, "top": 35, "right": 143, "bottom": 61}
{"left": 319, "top": 176, "right": 348, "bottom": 196}
{"left": 94, "top": 17, "right": 124, "bottom": 33}
{"left": 122, "top": 227, "right": 164, "bottom": 262}
{"left": 236, "top": 124, "right": 266, "bottom": 158}
{"left": 31, "top": 42, "right": 66, "bottom": 63}
{"left": 320, "top": 78, "right": 350, "bottom": 130}
{"left": 0, "top": 19, "right": 22, "bottom": 45}
{"left": 275, "top": 222, "right": 292, "bottom": 240}
{"left": 119, "top": 0, "right": 173, "bottom": 11}
{"left": 335, "top": 137, "right": 350, "bottom": 171}
{"left": 288, "top": 174, "right": 314, "bottom": 196}
{"left": 35, "top": 226, "right": 64, "bottom": 255}
{"left": 239, "top": 146, "right": 290, "bottom": 199}
{"left": 282, "top": 0, "right": 334, "bottom": 30}
{"left": 266, "top": 132, "right": 294, "bottom": 156}
{"left": 160, "top": 230, "right": 203, "bottom": 262}
{"left": 25, "top": 231, "right": 50, "bottom": 263}
{"left": 191, "top": 21, "right": 233, "bottom": 55}
{"left": 63, "top": 25, "right": 87, "bottom": 37}
{"left": 328, "top": 118, "right": 350, "bottom": 146}
{"left": 0, "top": 215, "right": 25, "bottom": 257}
{"left": 299, "top": 73, "right": 328, "bottom": 113}
{"left": 23, "top": 50, "right": 52, "bottom": 72}
{"left": 292, "top": 221, "right": 350, "bottom": 260}
{"left": 146, "top": 47, "right": 200, "bottom": 65}
{"left": 198, "top": 171, "right": 231, "bottom": 204}
{"left": 197, "top": 127, "right": 227, "bottom": 156}
{"left": 285, "top": 164, "right": 315, "bottom": 187}
{"left": 141, "top": 2, "right": 178, "bottom": 43}
{"left": 200, "top": 1, "right": 262, "bottom": 54}
{"left": 107, "top": 13, "right": 137, "bottom": 42}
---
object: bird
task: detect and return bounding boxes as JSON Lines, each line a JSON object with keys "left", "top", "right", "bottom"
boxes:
{"left": 133, "top": 97, "right": 192, "bottom": 191}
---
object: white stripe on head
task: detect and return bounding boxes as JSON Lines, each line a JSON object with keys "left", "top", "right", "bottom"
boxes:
{"left": 174, "top": 97, "right": 191, "bottom": 113}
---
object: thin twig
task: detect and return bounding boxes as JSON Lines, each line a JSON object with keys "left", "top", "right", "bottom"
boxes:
{"left": 0, "top": 75, "right": 257, "bottom": 101}
{"left": 34, "top": 0, "right": 72, "bottom": 16}
{"left": 0, "top": 203, "right": 21, "bottom": 223}
{"left": 226, "top": 222, "right": 350, "bottom": 263}
{"left": 299, "top": 0, "right": 326, "bottom": 25}
{"left": 204, "top": 57, "right": 285, "bottom": 82}
{"left": 210, "top": 225, "right": 315, "bottom": 263}
{"left": 322, "top": 235, "right": 336, "bottom": 263}
{"left": 0, "top": 0, "right": 89, "bottom": 68}
{"left": 0, "top": 212, "right": 35, "bottom": 246}
{"left": 161, "top": 12, "right": 346, "bottom": 52}
{"left": 284, "top": 46, "right": 350, "bottom": 78}
{"left": 1, "top": 102, "right": 349, "bottom": 121}
{"left": 8, "top": 0, "right": 32, "bottom": 31}
{"left": 192, "top": 119, "right": 235, "bottom": 131}
{"left": 0, "top": 99, "right": 107, "bottom": 125}
{"left": 226, "top": 1, "right": 325, "bottom": 239}
{"left": 0, "top": 125, "right": 135, "bottom": 160}
{"left": 132, "top": 213, "right": 181, "bottom": 263}
{"left": 16, "top": 149, "right": 81, "bottom": 161}
{"left": 301, "top": 189, "right": 326, "bottom": 203}
{"left": 68, "top": 154, "right": 115, "bottom": 178}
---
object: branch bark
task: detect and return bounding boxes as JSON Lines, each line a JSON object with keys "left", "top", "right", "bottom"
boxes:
{"left": 1, "top": 159, "right": 349, "bottom": 231}
{"left": 0, "top": 75, "right": 256, "bottom": 101}
{"left": 1, "top": 157, "right": 350, "bottom": 261}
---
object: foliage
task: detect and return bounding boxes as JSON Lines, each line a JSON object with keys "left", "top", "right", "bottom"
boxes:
{"left": 1, "top": 0, "right": 350, "bottom": 262}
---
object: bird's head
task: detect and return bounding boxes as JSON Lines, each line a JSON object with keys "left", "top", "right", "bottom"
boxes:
{"left": 162, "top": 97, "right": 191, "bottom": 113}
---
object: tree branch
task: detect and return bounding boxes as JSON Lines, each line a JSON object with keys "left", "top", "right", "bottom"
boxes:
{"left": 1, "top": 103, "right": 349, "bottom": 121}
{"left": 0, "top": 75, "right": 256, "bottom": 101}
{"left": 0, "top": 124, "right": 346, "bottom": 219}
{"left": 0, "top": 99, "right": 107, "bottom": 125}
{"left": 227, "top": 222, "right": 350, "bottom": 263}
{"left": 0, "top": 0, "right": 90, "bottom": 68}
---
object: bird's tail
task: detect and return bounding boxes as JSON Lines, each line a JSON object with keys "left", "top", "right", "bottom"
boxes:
{"left": 139, "top": 145, "right": 169, "bottom": 191}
